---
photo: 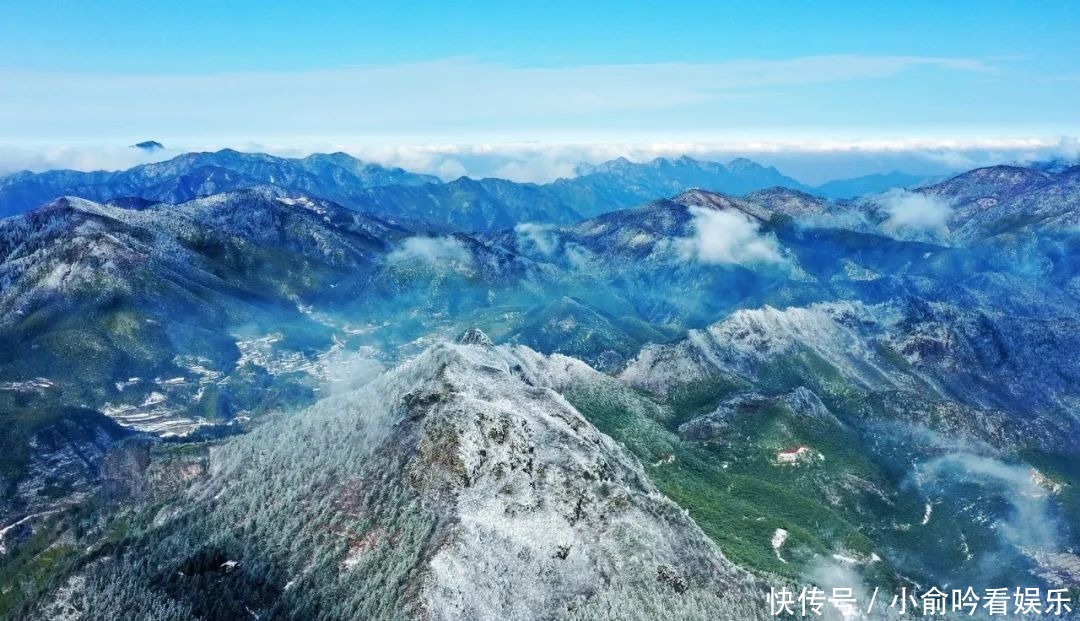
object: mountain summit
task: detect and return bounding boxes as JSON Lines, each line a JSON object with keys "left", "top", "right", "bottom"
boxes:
{"left": 131, "top": 140, "right": 165, "bottom": 152}
{"left": 570, "top": 155, "right": 809, "bottom": 198}
{"left": 26, "top": 340, "right": 765, "bottom": 620}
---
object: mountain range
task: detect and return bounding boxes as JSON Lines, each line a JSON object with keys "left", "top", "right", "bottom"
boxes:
{"left": 0, "top": 151, "right": 439, "bottom": 219}
{"left": 1, "top": 152, "right": 1078, "bottom": 620}
{"left": 0, "top": 151, "right": 934, "bottom": 228}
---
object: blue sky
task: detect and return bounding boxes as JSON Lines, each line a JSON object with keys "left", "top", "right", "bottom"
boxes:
{"left": 1, "top": 1, "right": 1078, "bottom": 180}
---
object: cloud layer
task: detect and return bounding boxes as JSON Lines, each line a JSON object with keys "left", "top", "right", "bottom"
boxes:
{"left": 2, "top": 137, "right": 1077, "bottom": 185}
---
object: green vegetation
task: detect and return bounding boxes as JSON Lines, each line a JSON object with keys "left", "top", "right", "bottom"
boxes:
{"left": 1019, "top": 448, "right": 1080, "bottom": 535}
{"left": 0, "top": 405, "right": 127, "bottom": 489}
{"left": 0, "top": 513, "right": 79, "bottom": 619}
{"left": 565, "top": 373, "right": 899, "bottom": 580}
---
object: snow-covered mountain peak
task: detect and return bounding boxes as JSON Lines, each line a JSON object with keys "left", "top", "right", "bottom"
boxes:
{"left": 620, "top": 301, "right": 907, "bottom": 394}
{"left": 672, "top": 188, "right": 769, "bottom": 220}
{"left": 180, "top": 338, "right": 760, "bottom": 620}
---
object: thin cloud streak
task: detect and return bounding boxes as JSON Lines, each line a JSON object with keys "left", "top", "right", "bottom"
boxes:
{"left": 0, "top": 55, "right": 994, "bottom": 139}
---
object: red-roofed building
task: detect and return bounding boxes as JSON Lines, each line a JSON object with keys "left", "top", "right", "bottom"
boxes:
{"left": 777, "top": 445, "right": 811, "bottom": 463}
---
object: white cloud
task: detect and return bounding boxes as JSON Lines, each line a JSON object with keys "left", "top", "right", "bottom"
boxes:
{"left": 363, "top": 135, "right": 1079, "bottom": 186}
{"left": 676, "top": 207, "right": 785, "bottom": 265}
{"left": 513, "top": 223, "right": 558, "bottom": 255}
{"left": 0, "top": 144, "right": 188, "bottom": 175}
{"left": 879, "top": 189, "right": 953, "bottom": 233}
{"left": 564, "top": 243, "right": 592, "bottom": 270}
{"left": 386, "top": 236, "right": 471, "bottom": 265}
{"left": 918, "top": 453, "right": 1060, "bottom": 551}
{"left": 806, "top": 557, "right": 875, "bottom": 620}
{"left": 435, "top": 158, "right": 467, "bottom": 181}
{"left": 320, "top": 350, "right": 384, "bottom": 395}
{"left": 493, "top": 158, "right": 579, "bottom": 183}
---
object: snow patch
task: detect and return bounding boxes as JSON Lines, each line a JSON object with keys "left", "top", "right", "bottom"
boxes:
{"left": 771, "top": 528, "right": 789, "bottom": 563}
